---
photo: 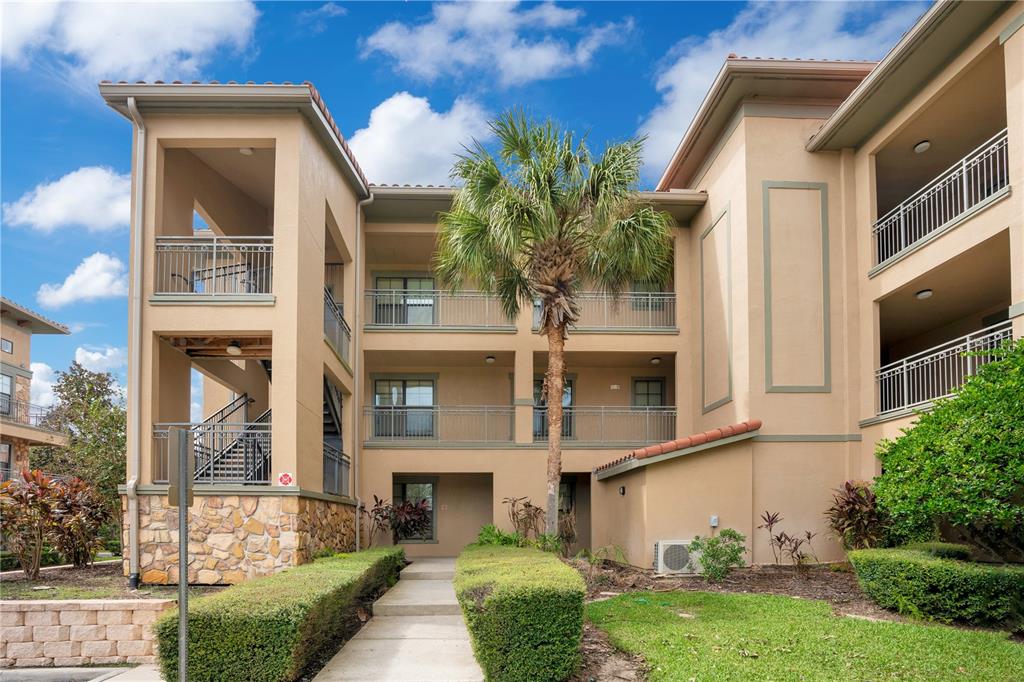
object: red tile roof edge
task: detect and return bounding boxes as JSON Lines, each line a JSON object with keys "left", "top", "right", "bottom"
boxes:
{"left": 98, "top": 80, "right": 369, "bottom": 191}
{"left": 594, "top": 419, "right": 762, "bottom": 473}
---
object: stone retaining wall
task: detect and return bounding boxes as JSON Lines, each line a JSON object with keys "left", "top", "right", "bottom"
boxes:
{"left": 124, "top": 492, "right": 356, "bottom": 585}
{"left": 0, "top": 599, "right": 173, "bottom": 668}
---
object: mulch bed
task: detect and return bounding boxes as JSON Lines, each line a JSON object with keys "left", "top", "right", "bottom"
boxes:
{"left": 0, "top": 561, "right": 224, "bottom": 601}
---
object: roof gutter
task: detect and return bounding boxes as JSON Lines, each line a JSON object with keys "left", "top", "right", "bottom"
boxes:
{"left": 125, "top": 96, "right": 145, "bottom": 589}
{"left": 805, "top": 0, "right": 957, "bottom": 151}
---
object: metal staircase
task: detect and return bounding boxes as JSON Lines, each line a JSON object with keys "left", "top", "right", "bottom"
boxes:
{"left": 191, "top": 393, "right": 272, "bottom": 484}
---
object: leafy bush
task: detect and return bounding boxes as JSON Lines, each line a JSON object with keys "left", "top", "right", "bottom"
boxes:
{"left": 825, "top": 480, "right": 888, "bottom": 550}
{"left": 50, "top": 477, "right": 111, "bottom": 567}
{"left": 904, "top": 542, "right": 972, "bottom": 561}
{"left": 474, "top": 524, "right": 522, "bottom": 546}
{"left": 358, "top": 495, "right": 432, "bottom": 546}
{"left": 0, "top": 470, "right": 60, "bottom": 577}
{"left": 849, "top": 548, "right": 1024, "bottom": 629}
{"left": 689, "top": 529, "right": 747, "bottom": 581}
{"left": 455, "top": 545, "right": 585, "bottom": 681}
{"left": 155, "top": 548, "right": 404, "bottom": 681}
{"left": 874, "top": 339, "right": 1024, "bottom": 561}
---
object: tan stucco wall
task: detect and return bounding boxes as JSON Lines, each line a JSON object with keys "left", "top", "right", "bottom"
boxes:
{"left": 0, "top": 319, "right": 32, "bottom": 372}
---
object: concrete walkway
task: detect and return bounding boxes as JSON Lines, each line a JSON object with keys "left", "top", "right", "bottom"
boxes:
{"left": 315, "top": 557, "right": 483, "bottom": 682}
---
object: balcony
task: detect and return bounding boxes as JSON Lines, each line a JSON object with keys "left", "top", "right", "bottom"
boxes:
{"left": 322, "top": 442, "right": 351, "bottom": 497}
{"left": 324, "top": 288, "right": 352, "bottom": 365}
{"left": 876, "top": 320, "right": 1012, "bottom": 415}
{"left": 533, "top": 406, "right": 676, "bottom": 445}
{"left": 364, "top": 289, "right": 514, "bottom": 330}
{"left": 533, "top": 292, "right": 677, "bottom": 332}
{"left": 363, "top": 405, "right": 514, "bottom": 445}
{"left": 153, "top": 235, "right": 273, "bottom": 298}
{"left": 0, "top": 396, "right": 60, "bottom": 432}
{"left": 872, "top": 129, "right": 1009, "bottom": 269}
{"left": 152, "top": 409, "right": 272, "bottom": 485}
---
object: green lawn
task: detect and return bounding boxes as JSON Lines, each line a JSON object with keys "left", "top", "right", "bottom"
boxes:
{"left": 587, "top": 591, "right": 1024, "bottom": 681}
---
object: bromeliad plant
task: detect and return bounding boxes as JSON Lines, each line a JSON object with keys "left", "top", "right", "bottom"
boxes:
{"left": 437, "top": 111, "right": 674, "bottom": 533}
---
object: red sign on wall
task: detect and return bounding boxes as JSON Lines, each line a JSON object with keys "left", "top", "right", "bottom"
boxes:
{"left": 278, "top": 472, "right": 294, "bottom": 486}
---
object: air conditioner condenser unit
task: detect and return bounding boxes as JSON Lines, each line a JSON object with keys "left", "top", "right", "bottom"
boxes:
{"left": 654, "top": 540, "right": 701, "bottom": 574}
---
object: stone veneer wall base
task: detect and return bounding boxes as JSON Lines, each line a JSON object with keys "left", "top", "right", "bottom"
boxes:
{"left": 123, "top": 493, "right": 356, "bottom": 585}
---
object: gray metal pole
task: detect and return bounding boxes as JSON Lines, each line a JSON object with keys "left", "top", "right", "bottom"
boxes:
{"left": 178, "top": 432, "right": 188, "bottom": 682}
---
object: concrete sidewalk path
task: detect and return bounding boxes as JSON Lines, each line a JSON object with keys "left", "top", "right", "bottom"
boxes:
{"left": 315, "top": 557, "right": 483, "bottom": 682}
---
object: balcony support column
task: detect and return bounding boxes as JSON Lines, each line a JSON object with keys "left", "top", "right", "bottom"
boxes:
{"left": 513, "top": 348, "right": 534, "bottom": 444}
{"left": 1003, "top": 23, "right": 1024, "bottom": 339}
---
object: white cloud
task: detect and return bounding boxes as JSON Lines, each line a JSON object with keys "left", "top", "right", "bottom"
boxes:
{"left": 36, "top": 253, "right": 129, "bottom": 309}
{"left": 74, "top": 345, "right": 127, "bottom": 373}
{"left": 4, "top": 166, "right": 130, "bottom": 233}
{"left": 639, "top": 1, "right": 926, "bottom": 182}
{"left": 362, "top": 1, "right": 632, "bottom": 86}
{"left": 349, "top": 92, "right": 492, "bottom": 185}
{"left": 30, "top": 362, "right": 57, "bottom": 407}
{"left": 298, "top": 2, "right": 347, "bottom": 34}
{"left": 1, "top": 1, "right": 258, "bottom": 83}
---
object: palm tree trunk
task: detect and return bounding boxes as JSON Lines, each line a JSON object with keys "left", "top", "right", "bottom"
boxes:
{"left": 544, "top": 328, "right": 566, "bottom": 535}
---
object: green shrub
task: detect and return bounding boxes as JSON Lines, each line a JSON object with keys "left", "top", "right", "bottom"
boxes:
{"left": 849, "top": 549, "right": 1024, "bottom": 629}
{"left": 455, "top": 545, "right": 585, "bottom": 681}
{"left": 825, "top": 480, "right": 888, "bottom": 549}
{"left": 474, "top": 524, "right": 522, "bottom": 546}
{"left": 874, "top": 339, "right": 1024, "bottom": 560}
{"left": 155, "top": 548, "right": 403, "bottom": 681}
{"left": 904, "top": 542, "right": 972, "bottom": 561}
{"left": 689, "top": 528, "right": 747, "bottom": 581}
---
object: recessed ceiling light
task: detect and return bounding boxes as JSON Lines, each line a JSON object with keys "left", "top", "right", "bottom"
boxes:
{"left": 915, "top": 289, "right": 933, "bottom": 300}
{"left": 239, "top": 147, "right": 254, "bottom": 156}
{"left": 650, "top": 356, "right": 662, "bottom": 365}
{"left": 485, "top": 355, "right": 495, "bottom": 364}
{"left": 913, "top": 140, "right": 931, "bottom": 154}
{"left": 226, "top": 341, "right": 243, "bottom": 355}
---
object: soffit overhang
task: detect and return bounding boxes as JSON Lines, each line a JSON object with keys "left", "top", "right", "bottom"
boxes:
{"left": 806, "top": 0, "right": 1010, "bottom": 152}
{"left": 0, "top": 298, "right": 69, "bottom": 335}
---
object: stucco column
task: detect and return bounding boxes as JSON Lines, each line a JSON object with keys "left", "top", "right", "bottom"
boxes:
{"left": 1002, "top": 23, "right": 1024, "bottom": 337}
{"left": 513, "top": 348, "right": 534, "bottom": 444}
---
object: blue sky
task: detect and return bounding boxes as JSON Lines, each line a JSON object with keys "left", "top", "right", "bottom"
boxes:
{"left": 0, "top": 0, "right": 926, "bottom": 406}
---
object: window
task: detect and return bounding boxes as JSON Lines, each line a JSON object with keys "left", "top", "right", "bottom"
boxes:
{"left": 392, "top": 477, "right": 436, "bottom": 541}
{"left": 0, "top": 374, "right": 11, "bottom": 416}
{"left": 633, "top": 378, "right": 665, "bottom": 407}
{"left": 1, "top": 338, "right": 12, "bottom": 354}
{"left": 373, "top": 378, "right": 435, "bottom": 438}
{"left": 0, "top": 443, "right": 9, "bottom": 481}
{"left": 374, "top": 275, "right": 436, "bottom": 325}
{"left": 534, "top": 377, "right": 574, "bottom": 439}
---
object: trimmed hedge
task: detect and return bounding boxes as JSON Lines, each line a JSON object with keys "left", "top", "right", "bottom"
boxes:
{"left": 904, "top": 541, "right": 972, "bottom": 561}
{"left": 849, "top": 549, "right": 1024, "bottom": 629}
{"left": 455, "top": 545, "right": 585, "bottom": 682}
{"left": 155, "top": 548, "right": 404, "bottom": 681}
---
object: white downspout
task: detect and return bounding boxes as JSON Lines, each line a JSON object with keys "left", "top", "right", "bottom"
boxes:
{"left": 125, "top": 97, "right": 146, "bottom": 588}
{"left": 353, "top": 192, "right": 373, "bottom": 550}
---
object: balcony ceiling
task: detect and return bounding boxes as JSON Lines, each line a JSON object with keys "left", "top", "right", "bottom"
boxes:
{"left": 190, "top": 147, "right": 276, "bottom": 211}
{"left": 878, "top": 230, "right": 1010, "bottom": 348}
{"left": 874, "top": 47, "right": 1006, "bottom": 215}
{"left": 167, "top": 335, "right": 272, "bottom": 359}
{"left": 365, "top": 350, "right": 514, "bottom": 367}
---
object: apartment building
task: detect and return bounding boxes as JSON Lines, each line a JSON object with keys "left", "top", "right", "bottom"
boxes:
{"left": 102, "top": 0, "right": 1023, "bottom": 584}
{"left": 0, "top": 298, "right": 69, "bottom": 479}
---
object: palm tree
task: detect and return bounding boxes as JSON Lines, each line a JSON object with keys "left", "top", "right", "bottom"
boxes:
{"left": 436, "top": 111, "right": 674, "bottom": 535}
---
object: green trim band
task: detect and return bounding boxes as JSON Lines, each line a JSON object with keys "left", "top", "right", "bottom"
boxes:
{"left": 363, "top": 325, "right": 516, "bottom": 333}
{"left": 0, "top": 362, "right": 32, "bottom": 380}
{"left": 1007, "top": 301, "right": 1024, "bottom": 319}
{"left": 117, "top": 484, "right": 356, "bottom": 506}
{"left": 762, "top": 181, "right": 832, "bottom": 393}
{"left": 753, "top": 434, "right": 862, "bottom": 443}
{"left": 700, "top": 204, "right": 733, "bottom": 413}
{"left": 148, "top": 295, "right": 275, "bottom": 306}
{"left": 858, "top": 405, "right": 930, "bottom": 428}
{"left": 998, "top": 11, "right": 1024, "bottom": 44}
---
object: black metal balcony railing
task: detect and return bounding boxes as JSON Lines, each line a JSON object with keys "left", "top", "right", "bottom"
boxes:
{"left": 0, "top": 396, "right": 59, "bottom": 430}
{"left": 365, "top": 289, "right": 514, "bottom": 329}
{"left": 324, "top": 288, "right": 352, "bottom": 364}
{"left": 533, "top": 292, "right": 677, "bottom": 331}
{"left": 532, "top": 406, "right": 676, "bottom": 444}
{"left": 364, "top": 406, "right": 515, "bottom": 444}
{"left": 154, "top": 235, "right": 273, "bottom": 296}
{"left": 876, "top": 320, "right": 1012, "bottom": 415}
{"left": 322, "top": 442, "right": 350, "bottom": 497}
{"left": 873, "top": 129, "right": 1009, "bottom": 268}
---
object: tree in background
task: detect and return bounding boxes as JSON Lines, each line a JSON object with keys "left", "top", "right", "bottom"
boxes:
{"left": 32, "top": 362, "right": 126, "bottom": 548}
{"left": 874, "top": 339, "right": 1024, "bottom": 562}
{"left": 436, "top": 111, "right": 674, "bottom": 533}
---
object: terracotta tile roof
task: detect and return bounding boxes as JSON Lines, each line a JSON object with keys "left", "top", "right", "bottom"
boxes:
{"left": 369, "top": 183, "right": 456, "bottom": 189}
{"left": 595, "top": 419, "right": 762, "bottom": 474}
{"left": 98, "top": 80, "right": 369, "bottom": 190}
